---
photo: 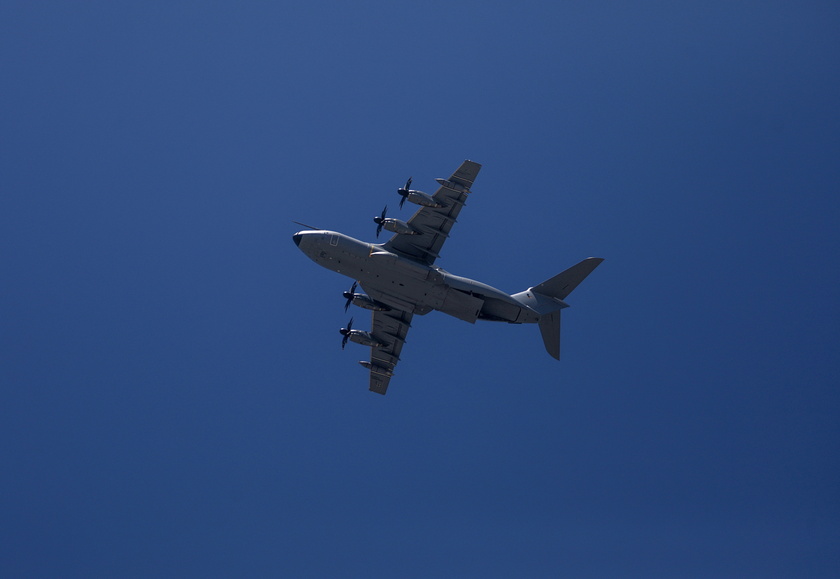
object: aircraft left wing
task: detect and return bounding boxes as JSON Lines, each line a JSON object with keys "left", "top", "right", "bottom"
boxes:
{"left": 383, "top": 160, "right": 481, "bottom": 265}
{"left": 366, "top": 308, "right": 413, "bottom": 395}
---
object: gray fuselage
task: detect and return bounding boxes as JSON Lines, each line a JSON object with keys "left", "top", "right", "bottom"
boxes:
{"left": 294, "top": 230, "right": 540, "bottom": 324}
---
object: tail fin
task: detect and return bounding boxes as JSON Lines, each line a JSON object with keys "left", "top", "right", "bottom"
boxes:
{"left": 539, "top": 311, "right": 561, "bottom": 360}
{"left": 529, "top": 257, "right": 603, "bottom": 360}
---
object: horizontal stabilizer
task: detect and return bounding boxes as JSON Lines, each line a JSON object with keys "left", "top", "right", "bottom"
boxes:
{"left": 532, "top": 257, "right": 604, "bottom": 300}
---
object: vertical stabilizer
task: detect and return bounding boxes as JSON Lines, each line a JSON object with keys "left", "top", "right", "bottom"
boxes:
{"left": 538, "top": 311, "right": 561, "bottom": 360}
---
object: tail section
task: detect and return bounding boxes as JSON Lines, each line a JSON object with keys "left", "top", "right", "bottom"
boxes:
{"left": 514, "top": 257, "right": 603, "bottom": 360}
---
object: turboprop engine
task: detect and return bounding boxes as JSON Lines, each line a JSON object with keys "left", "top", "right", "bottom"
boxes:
{"left": 373, "top": 206, "right": 418, "bottom": 237}
{"left": 343, "top": 282, "right": 391, "bottom": 312}
{"left": 397, "top": 177, "right": 442, "bottom": 209}
{"left": 352, "top": 294, "right": 389, "bottom": 311}
{"left": 405, "top": 190, "right": 441, "bottom": 208}
{"left": 339, "top": 318, "right": 388, "bottom": 349}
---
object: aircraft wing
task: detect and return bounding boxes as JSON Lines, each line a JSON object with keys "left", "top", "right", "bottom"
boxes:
{"left": 383, "top": 160, "right": 481, "bottom": 265}
{"left": 367, "top": 308, "right": 413, "bottom": 395}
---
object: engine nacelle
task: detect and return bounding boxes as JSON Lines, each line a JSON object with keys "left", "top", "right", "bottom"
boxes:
{"left": 347, "top": 330, "right": 387, "bottom": 348}
{"left": 359, "top": 361, "right": 393, "bottom": 376}
{"left": 351, "top": 293, "right": 390, "bottom": 311}
{"left": 406, "top": 190, "right": 442, "bottom": 208}
{"left": 382, "top": 218, "right": 418, "bottom": 235}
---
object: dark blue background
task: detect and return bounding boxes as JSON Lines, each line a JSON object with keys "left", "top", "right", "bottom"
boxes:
{"left": 2, "top": 2, "right": 838, "bottom": 576}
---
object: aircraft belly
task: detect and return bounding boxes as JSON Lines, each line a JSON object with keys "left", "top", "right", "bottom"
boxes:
{"left": 339, "top": 252, "right": 530, "bottom": 323}
{"left": 352, "top": 251, "right": 449, "bottom": 315}
{"left": 360, "top": 281, "right": 442, "bottom": 315}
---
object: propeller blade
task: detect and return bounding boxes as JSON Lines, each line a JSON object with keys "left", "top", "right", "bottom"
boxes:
{"left": 398, "top": 177, "right": 412, "bottom": 209}
{"left": 374, "top": 206, "right": 387, "bottom": 238}
{"left": 343, "top": 281, "right": 357, "bottom": 312}
{"left": 340, "top": 317, "right": 354, "bottom": 350}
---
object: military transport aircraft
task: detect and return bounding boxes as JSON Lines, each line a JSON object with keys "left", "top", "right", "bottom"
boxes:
{"left": 293, "top": 160, "right": 603, "bottom": 395}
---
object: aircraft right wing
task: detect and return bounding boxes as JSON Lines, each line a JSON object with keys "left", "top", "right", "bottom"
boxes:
{"left": 383, "top": 160, "right": 481, "bottom": 265}
{"left": 366, "top": 308, "right": 413, "bottom": 395}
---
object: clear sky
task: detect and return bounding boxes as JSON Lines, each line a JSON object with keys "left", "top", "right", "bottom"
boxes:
{"left": 2, "top": 2, "right": 839, "bottom": 577}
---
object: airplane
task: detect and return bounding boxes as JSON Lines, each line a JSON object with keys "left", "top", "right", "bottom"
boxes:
{"left": 293, "top": 160, "right": 603, "bottom": 395}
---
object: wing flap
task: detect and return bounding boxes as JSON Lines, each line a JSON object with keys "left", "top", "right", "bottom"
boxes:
{"left": 367, "top": 308, "right": 413, "bottom": 395}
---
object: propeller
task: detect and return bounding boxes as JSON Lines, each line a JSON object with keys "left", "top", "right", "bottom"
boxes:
{"left": 397, "top": 177, "right": 413, "bottom": 209}
{"left": 342, "top": 281, "right": 358, "bottom": 312}
{"left": 373, "top": 205, "right": 388, "bottom": 238}
{"left": 339, "top": 317, "right": 354, "bottom": 350}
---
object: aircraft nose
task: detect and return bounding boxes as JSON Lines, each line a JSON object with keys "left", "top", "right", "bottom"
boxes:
{"left": 293, "top": 233, "right": 302, "bottom": 247}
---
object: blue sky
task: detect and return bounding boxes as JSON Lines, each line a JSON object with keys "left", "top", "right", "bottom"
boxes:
{"left": 2, "top": 2, "right": 839, "bottom": 576}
